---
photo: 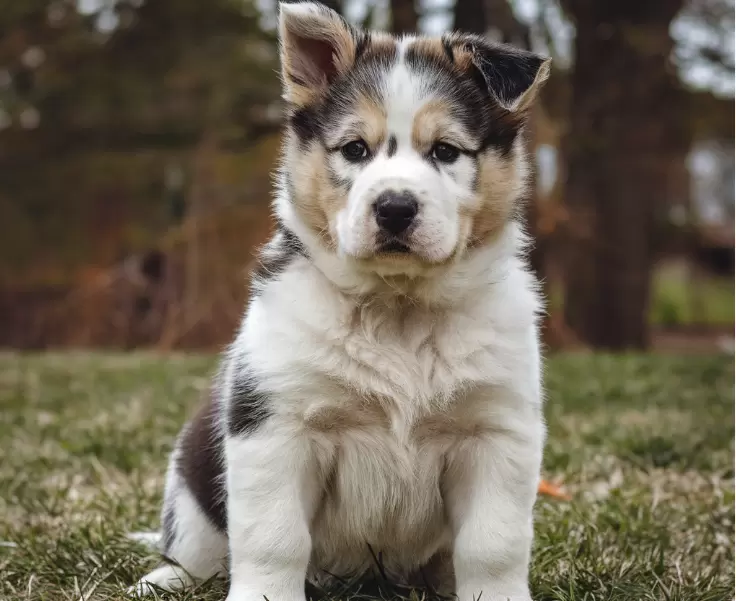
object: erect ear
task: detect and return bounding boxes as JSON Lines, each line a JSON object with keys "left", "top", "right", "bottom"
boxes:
{"left": 452, "top": 36, "right": 551, "bottom": 112}
{"left": 279, "top": 2, "right": 360, "bottom": 106}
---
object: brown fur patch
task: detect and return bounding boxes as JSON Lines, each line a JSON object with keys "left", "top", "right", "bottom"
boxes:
{"left": 452, "top": 48, "right": 475, "bottom": 71}
{"left": 413, "top": 414, "right": 486, "bottom": 443}
{"left": 444, "top": 34, "right": 476, "bottom": 71}
{"left": 304, "top": 401, "right": 390, "bottom": 434}
{"left": 288, "top": 140, "right": 342, "bottom": 249}
{"left": 408, "top": 37, "right": 449, "bottom": 63}
{"left": 351, "top": 94, "right": 387, "bottom": 149}
{"left": 467, "top": 147, "right": 527, "bottom": 245}
{"left": 364, "top": 33, "right": 397, "bottom": 61}
{"left": 411, "top": 98, "right": 457, "bottom": 152}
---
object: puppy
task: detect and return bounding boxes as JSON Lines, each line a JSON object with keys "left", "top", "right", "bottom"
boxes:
{"left": 133, "top": 3, "right": 550, "bottom": 600}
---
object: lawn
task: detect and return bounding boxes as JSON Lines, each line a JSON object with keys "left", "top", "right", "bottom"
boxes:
{"left": 0, "top": 353, "right": 733, "bottom": 601}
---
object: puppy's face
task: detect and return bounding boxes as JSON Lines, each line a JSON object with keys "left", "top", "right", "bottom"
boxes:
{"left": 279, "top": 3, "right": 549, "bottom": 275}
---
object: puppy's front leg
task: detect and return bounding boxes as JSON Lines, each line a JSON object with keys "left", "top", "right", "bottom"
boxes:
{"left": 444, "top": 404, "right": 543, "bottom": 601}
{"left": 225, "top": 425, "right": 320, "bottom": 601}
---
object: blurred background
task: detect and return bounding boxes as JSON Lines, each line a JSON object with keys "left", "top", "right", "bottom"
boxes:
{"left": 0, "top": 0, "right": 732, "bottom": 352}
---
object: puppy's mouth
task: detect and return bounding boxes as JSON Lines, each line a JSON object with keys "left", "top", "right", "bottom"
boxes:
{"left": 377, "top": 239, "right": 412, "bottom": 254}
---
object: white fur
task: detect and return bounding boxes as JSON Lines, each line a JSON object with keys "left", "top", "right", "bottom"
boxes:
{"left": 162, "top": 466, "right": 228, "bottom": 580}
{"left": 226, "top": 429, "right": 320, "bottom": 600}
{"left": 129, "top": 564, "right": 195, "bottom": 597}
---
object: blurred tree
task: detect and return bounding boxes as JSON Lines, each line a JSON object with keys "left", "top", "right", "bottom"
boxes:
{"left": 319, "top": 0, "right": 343, "bottom": 13}
{"left": 673, "top": 0, "right": 734, "bottom": 93}
{"left": 0, "top": 0, "right": 279, "bottom": 161}
{"left": 559, "top": 0, "right": 687, "bottom": 349}
{"left": 391, "top": 0, "right": 418, "bottom": 33}
{"left": 453, "top": 0, "right": 485, "bottom": 34}
{"left": 484, "top": 0, "right": 529, "bottom": 45}
{"left": 0, "top": 0, "right": 280, "bottom": 283}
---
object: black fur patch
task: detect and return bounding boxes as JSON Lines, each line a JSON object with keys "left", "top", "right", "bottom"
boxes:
{"left": 227, "top": 366, "right": 271, "bottom": 437}
{"left": 328, "top": 164, "right": 352, "bottom": 190}
{"left": 160, "top": 499, "right": 177, "bottom": 554}
{"left": 176, "top": 397, "right": 228, "bottom": 532}
{"left": 479, "top": 122, "right": 524, "bottom": 158}
{"left": 354, "top": 30, "right": 370, "bottom": 63}
{"left": 387, "top": 135, "right": 397, "bottom": 157}
{"left": 469, "top": 43, "right": 545, "bottom": 109}
{"left": 442, "top": 38, "right": 455, "bottom": 63}
{"left": 251, "top": 227, "right": 307, "bottom": 292}
{"left": 290, "top": 105, "right": 322, "bottom": 148}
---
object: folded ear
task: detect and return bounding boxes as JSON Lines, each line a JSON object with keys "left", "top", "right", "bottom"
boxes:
{"left": 452, "top": 36, "right": 551, "bottom": 112}
{"left": 279, "top": 2, "right": 360, "bottom": 106}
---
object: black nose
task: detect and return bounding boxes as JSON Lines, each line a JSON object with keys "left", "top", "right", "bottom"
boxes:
{"left": 374, "top": 191, "right": 418, "bottom": 235}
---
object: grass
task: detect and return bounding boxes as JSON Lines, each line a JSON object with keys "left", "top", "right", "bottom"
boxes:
{"left": 649, "top": 264, "right": 734, "bottom": 327}
{"left": 0, "top": 353, "right": 733, "bottom": 601}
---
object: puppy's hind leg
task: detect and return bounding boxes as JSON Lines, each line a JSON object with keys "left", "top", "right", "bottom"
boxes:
{"left": 131, "top": 454, "right": 228, "bottom": 597}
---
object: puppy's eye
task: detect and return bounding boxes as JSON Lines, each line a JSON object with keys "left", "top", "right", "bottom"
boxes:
{"left": 431, "top": 143, "right": 460, "bottom": 164}
{"left": 341, "top": 140, "right": 369, "bottom": 162}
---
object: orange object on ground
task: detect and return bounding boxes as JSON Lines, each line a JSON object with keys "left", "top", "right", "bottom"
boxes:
{"left": 537, "top": 479, "right": 571, "bottom": 500}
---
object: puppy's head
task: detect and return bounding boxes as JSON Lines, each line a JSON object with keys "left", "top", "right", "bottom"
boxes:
{"left": 278, "top": 2, "right": 549, "bottom": 276}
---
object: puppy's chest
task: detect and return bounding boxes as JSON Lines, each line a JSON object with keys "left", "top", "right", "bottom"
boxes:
{"left": 301, "top": 307, "right": 495, "bottom": 576}
{"left": 310, "top": 421, "right": 448, "bottom": 577}
{"left": 318, "top": 305, "right": 491, "bottom": 405}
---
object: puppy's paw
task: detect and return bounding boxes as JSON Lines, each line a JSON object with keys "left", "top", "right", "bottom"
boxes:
{"left": 127, "top": 565, "right": 194, "bottom": 597}
{"left": 126, "top": 581, "right": 155, "bottom": 598}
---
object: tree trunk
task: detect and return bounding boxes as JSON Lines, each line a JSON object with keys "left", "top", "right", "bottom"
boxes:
{"left": 454, "top": 0, "right": 485, "bottom": 34}
{"left": 561, "top": 1, "right": 684, "bottom": 349}
{"left": 390, "top": 0, "right": 418, "bottom": 34}
{"left": 484, "top": 0, "right": 528, "bottom": 45}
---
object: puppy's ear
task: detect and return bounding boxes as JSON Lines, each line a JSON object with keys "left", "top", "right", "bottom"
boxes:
{"left": 279, "top": 2, "right": 360, "bottom": 106}
{"left": 451, "top": 36, "right": 551, "bottom": 112}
